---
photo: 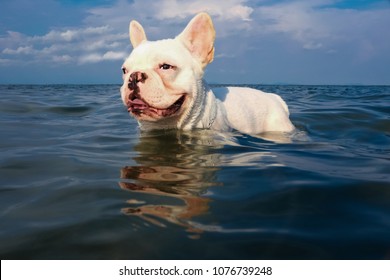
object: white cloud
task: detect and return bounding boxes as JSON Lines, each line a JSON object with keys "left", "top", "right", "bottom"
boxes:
{"left": 0, "top": 58, "right": 12, "bottom": 65}
{"left": 52, "top": 55, "right": 73, "bottom": 63}
{"left": 79, "top": 53, "right": 102, "bottom": 64}
{"left": 303, "top": 42, "right": 323, "bottom": 50}
{"left": 3, "top": 46, "right": 35, "bottom": 55}
{"left": 37, "top": 26, "right": 112, "bottom": 43}
{"left": 251, "top": 0, "right": 390, "bottom": 54}
{"left": 79, "top": 51, "right": 127, "bottom": 64}
{"left": 85, "top": 0, "right": 254, "bottom": 24}
{"left": 85, "top": 0, "right": 255, "bottom": 38}
{"left": 0, "top": 25, "right": 128, "bottom": 65}
{"left": 102, "top": 51, "right": 127, "bottom": 60}
{"left": 152, "top": 0, "right": 253, "bottom": 21}
{"left": 253, "top": 1, "right": 333, "bottom": 50}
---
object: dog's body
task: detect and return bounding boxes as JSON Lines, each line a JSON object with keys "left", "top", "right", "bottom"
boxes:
{"left": 121, "top": 13, "right": 294, "bottom": 134}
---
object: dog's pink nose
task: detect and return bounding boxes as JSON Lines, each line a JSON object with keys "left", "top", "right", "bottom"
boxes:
{"left": 128, "top": 71, "right": 148, "bottom": 91}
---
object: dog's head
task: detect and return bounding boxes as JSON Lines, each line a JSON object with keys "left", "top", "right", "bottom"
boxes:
{"left": 120, "top": 13, "right": 215, "bottom": 126}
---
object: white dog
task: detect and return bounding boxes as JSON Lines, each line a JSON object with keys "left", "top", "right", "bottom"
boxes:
{"left": 121, "top": 13, "right": 294, "bottom": 134}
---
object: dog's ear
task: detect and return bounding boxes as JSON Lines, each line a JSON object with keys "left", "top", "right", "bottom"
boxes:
{"left": 177, "top": 13, "right": 215, "bottom": 68}
{"left": 129, "top": 20, "right": 147, "bottom": 48}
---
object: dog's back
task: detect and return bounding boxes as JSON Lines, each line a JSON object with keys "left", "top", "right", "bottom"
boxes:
{"left": 213, "top": 86, "right": 295, "bottom": 134}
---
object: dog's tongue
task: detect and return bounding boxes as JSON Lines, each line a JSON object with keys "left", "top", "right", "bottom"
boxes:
{"left": 128, "top": 97, "right": 181, "bottom": 116}
{"left": 129, "top": 98, "right": 146, "bottom": 105}
{"left": 128, "top": 98, "right": 148, "bottom": 110}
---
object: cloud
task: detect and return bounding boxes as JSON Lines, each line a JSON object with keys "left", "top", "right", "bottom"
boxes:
{"left": 37, "top": 26, "right": 112, "bottom": 43}
{"left": 0, "top": 25, "right": 128, "bottom": 65}
{"left": 86, "top": 0, "right": 254, "bottom": 22}
{"left": 3, "top": 46, "right": 35, "bottom": 55}
{"left": 56, "top": 1, "right": 390, "bottom": 52}
{"left": 79, "top": 51, "right": 128, "bottom": 64}
{"left": 0, "top": 58, "right": 12, "bottom": 65}
{"left": 52, "top": 55, "right": 73, "bottom": 63}
{"left": 250, "top": 0, "right": 390, "bottom": 54}
{"left": 152, "top": 0, "right": 253, "bottom": 21}
{"left": 253, "top": 1, "right": 330, "bottom": 49}
{"left": 85, "top": 0, "right": 255, "bottom": 37}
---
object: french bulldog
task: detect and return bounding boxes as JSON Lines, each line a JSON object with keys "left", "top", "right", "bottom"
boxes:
{"left": 120, "top": 12, "right": 295, "bottom": 134}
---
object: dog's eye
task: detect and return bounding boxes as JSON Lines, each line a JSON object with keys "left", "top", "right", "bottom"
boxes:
{"left": 121, "top": 67, "right": 127, "bottom": 74}
{"left": 160, "top": 63, "right": 174, "bottom": 70}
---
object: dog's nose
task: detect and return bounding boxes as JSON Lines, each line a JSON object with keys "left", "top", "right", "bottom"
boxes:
{"left": 128, "top": 71, "right": 148, "bottom": 91}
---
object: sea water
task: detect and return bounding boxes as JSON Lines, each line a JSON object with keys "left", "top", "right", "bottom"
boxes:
{"left": 0, "top": 84, "right": 389, "bottom": 259}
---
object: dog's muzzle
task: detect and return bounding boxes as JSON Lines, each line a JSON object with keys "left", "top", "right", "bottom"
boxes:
{"left": 125, "top": 70, "right": 185, "bottom": 118}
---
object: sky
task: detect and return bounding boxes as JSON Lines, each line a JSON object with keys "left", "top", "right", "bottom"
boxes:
{"left": 0, "top": 0, "right": 389, "bottom": 85}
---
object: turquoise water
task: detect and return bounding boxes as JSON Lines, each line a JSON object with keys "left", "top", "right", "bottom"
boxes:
{"left": 1, "top": 84, "right": 389, "bottom": 259}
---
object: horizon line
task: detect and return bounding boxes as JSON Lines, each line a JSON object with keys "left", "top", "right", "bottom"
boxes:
{"left": 1, "top": 83, "right": 389, "bottom": 87}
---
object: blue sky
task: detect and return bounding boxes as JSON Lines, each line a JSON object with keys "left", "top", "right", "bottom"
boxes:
{"left": 0, "top": 0, "right": 389, "bottom": 84}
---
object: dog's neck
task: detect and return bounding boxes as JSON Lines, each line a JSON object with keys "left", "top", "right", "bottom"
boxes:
{"left": 177, "top": 79, "right": 218, "bottom": 130}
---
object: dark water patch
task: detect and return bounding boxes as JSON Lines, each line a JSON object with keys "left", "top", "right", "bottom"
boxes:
{"left": 47, "top": 105, "right": 93, "bottom": 115}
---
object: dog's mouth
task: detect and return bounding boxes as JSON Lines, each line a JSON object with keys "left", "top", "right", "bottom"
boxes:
{"left": 127, "top": 95, "right": 185, "bottom": 118}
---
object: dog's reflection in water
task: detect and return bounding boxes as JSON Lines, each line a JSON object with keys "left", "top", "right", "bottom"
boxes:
{"left": 119, "top": 166, "right": 213, "bottom": 237}
{"left": 119, "top": 130, "right": 225, "bottom": 238}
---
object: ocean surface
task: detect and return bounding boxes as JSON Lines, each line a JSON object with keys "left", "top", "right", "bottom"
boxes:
{"left": 0, "top": 84, "right": 389, "bottom": 260}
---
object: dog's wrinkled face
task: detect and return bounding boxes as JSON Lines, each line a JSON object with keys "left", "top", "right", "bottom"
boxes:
{"left": 120, "top": 13, "right": 215, "bottom": 126}
{"left": 121, "top": 40, "right": 196, "bottom": 122}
